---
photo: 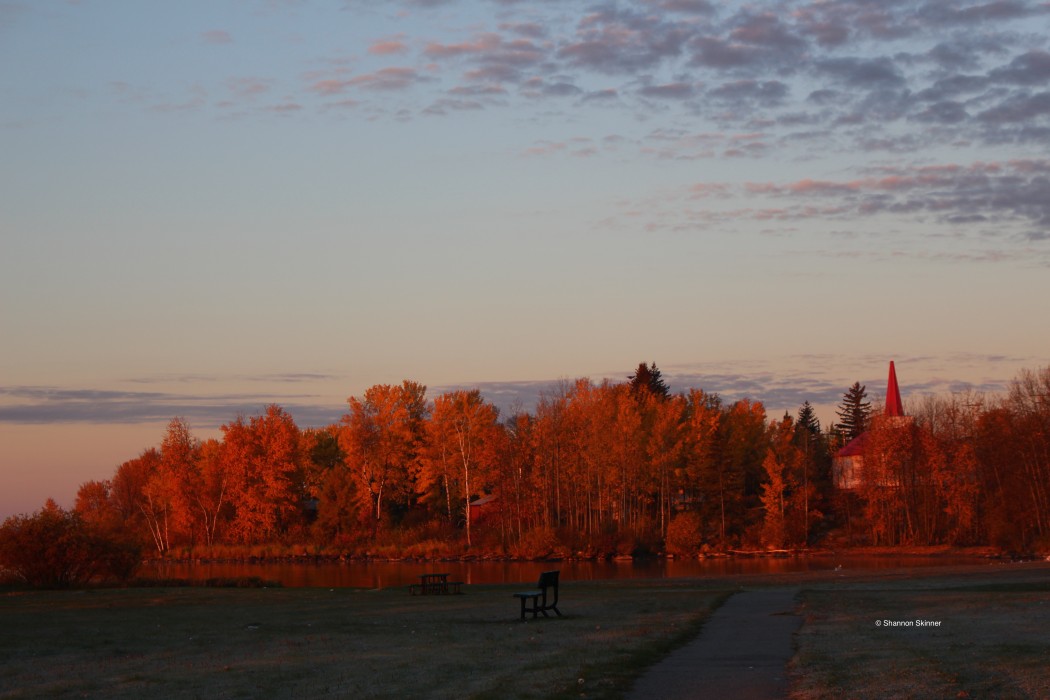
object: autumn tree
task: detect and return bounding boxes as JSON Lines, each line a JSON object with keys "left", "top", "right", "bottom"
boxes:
{"left": 530, "top": 384, "right": 573, "bottom": 532}
{"left": 681, "top": 389, "right": 724, "bottom": 544}
{"left": 1006, "top": 368, "right": 1050, "bottom": 543}
{"left": 607, "top": 383, "right": 648, "bottom": 532}
{"left": 110, "top": 448, "right": 164, "bottom": 552}
{"left": 302, "top": 426, "right": 358, "bottom": 539}
{"left": 224, "top": 405, "right": 306, "bottom": 544}
{"left": 935, "top": 438, "right": 980, "bottom": 545}
{"left": 425, "top": 389, "right": 502, "bottom": 548}
{"left": 73, "top": 483, "right": 143, "bottom": 580}
{"left": 159, "top": 417, "right": 201, "bottom": 543}
{"left": 561, "top": 379, "right": 616, "bottom": 536}
{"left": 720, "top": 398, "right": 769, "bottom": 544}
{"left": 74, "top": 480, "right": 120, "bottom": 534}
{"left": 118, "top": 417, "right": 200, "bottom": 552}
{"left": 974, "top": 367, "right": 1050, "bottom": 550}
{"left": 0, "top": 500, "right": 141, "bottom": 587}
{"left": 341, "top": 382, "right": 428, "bottom": 538}
{"left": 503, "top": 412, "right": 537, "bottom": 545}
{"left": 860, "top": 414, "right": 946, "bottom": 545}
{"left": 69, "top": 363, "right": 1050, "bottom": 555}
{"left": 647, "top": 392, "right": 687, "bottom": 537}
{"left": 760, "top": 417, "right": 804, "bottom": 548}
{"left": 760, "top": 452, "right": 789, "bottom": 548}
{"left": 913, "top": 394, "right": 981, "bottom": 545}
{"left": 138, "top": 446, "right": 179, "bottom": 554}
{"left": 557, "top": 379, "right": 653, "bottom": 541}
{"left": 191, "top": 438, "right": 231, "bottom": 547}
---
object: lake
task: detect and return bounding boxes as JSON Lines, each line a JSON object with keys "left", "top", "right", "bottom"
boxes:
{"left": 142, "top": 554, "right": 994, "bottom": 589}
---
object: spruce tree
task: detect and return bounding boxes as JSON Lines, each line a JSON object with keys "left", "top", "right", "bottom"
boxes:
{"left": 628, "top": 361, "right": 670, "bottom": 400}
{"left": 796, "top": 401, "right": 820, "bottom": 437}
{"left": 836, "top": 382, "right": 871, "bottom": 441}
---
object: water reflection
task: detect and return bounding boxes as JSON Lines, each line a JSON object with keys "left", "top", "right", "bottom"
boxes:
{"left": 142, "top": 555, "right": 990, "bottom": 589}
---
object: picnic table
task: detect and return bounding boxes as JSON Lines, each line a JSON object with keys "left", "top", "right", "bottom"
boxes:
{"left": 408, "top": 573, "right": 463, "bottom": 595}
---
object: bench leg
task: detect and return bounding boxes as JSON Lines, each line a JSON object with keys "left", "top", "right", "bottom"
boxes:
{"left": 517, "top": 594, "right": 543, "bottom": 620}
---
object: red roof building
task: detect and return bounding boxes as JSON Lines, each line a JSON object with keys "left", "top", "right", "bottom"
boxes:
{"left": 885, "top": 360, "right": 904, "bottom": 418}
{"left": 832, "top": 361, "right": 907, "bottom": 490}
{"left": 468, "top": 494, "right": 498, "bottom": 525}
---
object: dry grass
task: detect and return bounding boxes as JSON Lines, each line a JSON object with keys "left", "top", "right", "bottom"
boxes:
{"left": 790, "top": 563, "right": 1050, "bottom": 699}
{"left": 0, "top": 579, "right": 728, "bottom": 699}
{"left": 7, "top": 561, "right": 1048, "bottom": 699}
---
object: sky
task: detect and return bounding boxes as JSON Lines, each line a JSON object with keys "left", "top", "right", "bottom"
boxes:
{"left": 2, "top": 0, "right": 1049, "bottom": 519}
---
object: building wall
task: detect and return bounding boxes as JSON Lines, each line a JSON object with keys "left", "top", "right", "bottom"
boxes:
{"left": 832, "top": 454, "right": 863, "bottom": 490}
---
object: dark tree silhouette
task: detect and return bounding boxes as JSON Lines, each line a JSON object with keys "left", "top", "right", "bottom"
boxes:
{"left": 836, "top": 382, "right": 872, "bottom": 441}
{"left": 628, "top": 362, "right": 670, "bottom": 400}
{"left": 796, "top": 401, "right": 820, "bottom": 436}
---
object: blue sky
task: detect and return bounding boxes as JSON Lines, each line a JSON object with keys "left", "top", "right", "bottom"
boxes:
{"left": 2, "top": 0, "right": 1049, "bottom": 517}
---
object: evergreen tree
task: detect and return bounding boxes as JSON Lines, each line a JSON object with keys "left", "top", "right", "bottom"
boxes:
{"left": 796, "top": 401, "right": 820, "bottom": 438}
{"left": 628, "top": 361, "right": 670, "bottom": 400}
{"left": 836, "top": 382, "right": 872, "bottom": 441}
{"left": 793, "top": 400, "right": 829, "bottom": 545}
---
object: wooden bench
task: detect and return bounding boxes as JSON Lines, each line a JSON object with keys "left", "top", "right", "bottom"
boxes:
{"left": 513, "top": 570, "right": 562, "bottom": 621}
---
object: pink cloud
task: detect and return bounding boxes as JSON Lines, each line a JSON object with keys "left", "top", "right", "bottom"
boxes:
{"left": 787, "top": 179, "right": 860, "bottom": 194}
{"left": 202, "top": 30, "right": 233, "bottom": 45}
{"left": 522, "top": 140, "right": 568, "bottom": 157}
{"left": 349, "top": 67, "right": 423, "bottom": 91}
{"left": 369, "top": 38, "right": 408, "bottom": 55}
{"left": 310, "top": 79, "right": 350, "bottom": 96}
{"left": 424, "top": 33, "right": 501, "bottom": 59}
{"left": 226, "top": 78, "right": 271, "bottom": 98}
{"left": 689, "top": 183, "right": 731, "bottom": 198}
{"left": 309, "top": 67, "right": 424, "bottom": 94}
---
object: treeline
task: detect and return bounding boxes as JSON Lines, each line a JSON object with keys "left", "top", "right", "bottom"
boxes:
{"left": 11, "top": 363, "right": 1050, "bottom": 565}
{"left": 853, "top": 368, "right": 1050, "bottom": 551}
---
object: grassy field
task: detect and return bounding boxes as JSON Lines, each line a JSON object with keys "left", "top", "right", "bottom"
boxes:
{"left": 790, "top": 562, "right": 1050, "bottom": 699}
{"left": 0, "top": 579, "right": 730, "bottom": 699}
{"left": 4, "top": 562, "right": 1050, "bottom": 699}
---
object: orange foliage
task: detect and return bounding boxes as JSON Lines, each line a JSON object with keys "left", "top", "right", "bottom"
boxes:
{"left": 340, "top": 381, "right": 427, "bottom": 538}
{"left": 46, "top": 363, "right": 1050, "bottom": 557}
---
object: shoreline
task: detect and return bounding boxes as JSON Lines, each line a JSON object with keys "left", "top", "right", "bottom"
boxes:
{"left": 143, "top": 544, "right": 1028, "bottom": 566}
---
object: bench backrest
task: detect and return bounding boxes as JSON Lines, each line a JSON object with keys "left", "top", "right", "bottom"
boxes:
{"left": 537, "top": 570, "right": 559, "bottom": 607}
{"left": 537, "top": 570, "right": 559, "bottom": 589}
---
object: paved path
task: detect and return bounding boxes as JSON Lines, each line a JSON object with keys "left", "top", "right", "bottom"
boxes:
{"left": 627, "top": 588, "right": 802, "bottom": 700}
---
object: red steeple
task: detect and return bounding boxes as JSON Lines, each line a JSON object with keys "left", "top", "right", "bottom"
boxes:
{"left": 886, "top": 361, "right": 904, "bottom": 417}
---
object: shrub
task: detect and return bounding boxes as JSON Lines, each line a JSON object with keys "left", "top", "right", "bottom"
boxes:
{"left": 93, "top": 535, "right": 144, "bottom": 583}
{"left": 665, "top": 512, "right": 703, "bottom": 557}
{"left": 0, "top": 501, "right": 142, "bottom": 588}
{"left": 400, "top": 538, "right": 458, "bottom": 559}
{"left": 617, "top": 522, "right": 661, "bottom": 557}
{"left": 509, "top": 527, "right": 561, "bottom": 559}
